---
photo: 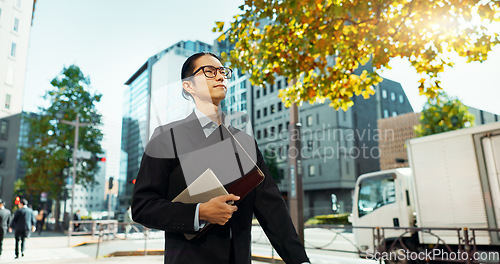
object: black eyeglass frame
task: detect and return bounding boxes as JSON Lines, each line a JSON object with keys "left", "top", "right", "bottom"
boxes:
{"left": 192, "top": 65, "right": 233, "bottom": 79}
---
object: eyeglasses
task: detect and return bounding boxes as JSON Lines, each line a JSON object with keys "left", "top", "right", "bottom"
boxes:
{"left": 192, "top": 65, "right": 233, "bottom": 79}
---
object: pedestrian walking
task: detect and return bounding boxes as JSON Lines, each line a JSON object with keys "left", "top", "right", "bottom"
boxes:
{"left": 35, "top": 209, "right": 46, "bottom": 235}
{"left": 9, "top": 199, "right": 36, "bottom": 259}
{"left": 0, "top": 199, "right": 11, "bottom": 257}
{"left": 73, "top": 210, "right": 82, "bottom": 232}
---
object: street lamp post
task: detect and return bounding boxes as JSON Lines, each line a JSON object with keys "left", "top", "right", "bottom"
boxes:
{"left": 60, "top": 113, "right": 90, "bottom": 233}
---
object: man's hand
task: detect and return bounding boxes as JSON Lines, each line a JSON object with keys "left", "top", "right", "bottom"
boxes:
{"left": 31, "top": 226, "right": 36, "bottom": 232}
{"left": 199, "top": 194, "right": 240, "bottom": 225}
{"left": 8, "top": 227, "right": 12, "bottom": 233}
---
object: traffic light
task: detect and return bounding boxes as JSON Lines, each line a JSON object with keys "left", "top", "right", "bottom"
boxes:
{"left": 108, "top": 177, "right": 114, "bottom": 190}
{"left": 15, "top": 196, "right": 20, "bottom": 205}
{"left": 100, "top": 157, "right": 106, "bottom": 162}
{"left": 132, "top": 179, "right": 136, "bottom": 185}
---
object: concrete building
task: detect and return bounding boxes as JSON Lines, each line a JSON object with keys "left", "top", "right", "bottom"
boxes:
{"left": 0, "top": 0, "right": 35, "bottom": 118}
{"left": 253, "top": 75, "right": 414, "bottom": 218}
{"left": 121, "top": 40, "right": 212, "bottom": 206}
{"left": 378, "top": 107, "right": 499, "bottom": 170}
{"left": 0, "top": 0, "right": 35, "bottom": 208}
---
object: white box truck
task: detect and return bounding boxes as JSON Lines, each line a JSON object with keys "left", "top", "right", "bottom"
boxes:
{"left": 350, "top": 121, "right": 500, "bottom": 262}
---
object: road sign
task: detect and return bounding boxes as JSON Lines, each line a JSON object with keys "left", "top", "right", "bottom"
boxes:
{"left": 75, "top": 149, "right": 92, "bottom": 159}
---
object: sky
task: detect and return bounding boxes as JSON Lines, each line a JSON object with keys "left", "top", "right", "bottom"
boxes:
{"left": 24, "top": 0, "right": 500, "bottom": 126}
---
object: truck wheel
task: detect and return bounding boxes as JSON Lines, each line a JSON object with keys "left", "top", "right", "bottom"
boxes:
{"left": 385, "top": 242, "right": 415, "bottom": 264}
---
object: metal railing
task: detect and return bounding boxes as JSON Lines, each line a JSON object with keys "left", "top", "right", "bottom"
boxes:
{"left": 251, "top": 224, "right": 500, "bottom": 263}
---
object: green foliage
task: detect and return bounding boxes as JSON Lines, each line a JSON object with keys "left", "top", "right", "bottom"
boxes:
{"left": 263, "top": 148, "right": 283, "bottom": 182}
{"left": 21, "top": 65, "right": 103, "bottom": 201}
{"left": 414, "top": 92, "right": 475, "bottom": 137}
{"left": 305, "top": 213, "right": 350, "bottom": 225}
{"left": 216, "top": 0, "right": 500, "bottom": 110}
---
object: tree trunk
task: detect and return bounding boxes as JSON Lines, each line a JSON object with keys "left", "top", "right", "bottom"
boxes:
{"left": 54, "top": 198, "right": 63, "bottom": 232}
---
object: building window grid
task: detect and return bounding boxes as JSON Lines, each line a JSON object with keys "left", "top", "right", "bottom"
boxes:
{"left": 308, "top": 164, "right": 316, "bottom": 177}
{"left": 13, "top": 17, "right": 19, "bottom": 32}
{"left": 391, "top": 92, "right": 396, "bottom": 101}
{"left": 11, "top": 42, "right": 17, "bottom": 57}
{"left": 5, "top": 94, "right": 11, "bottom": 109}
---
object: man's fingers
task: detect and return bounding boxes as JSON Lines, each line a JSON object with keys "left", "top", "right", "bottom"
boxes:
{"left": 218, "top": 194, "right": 240, "bottom": 202}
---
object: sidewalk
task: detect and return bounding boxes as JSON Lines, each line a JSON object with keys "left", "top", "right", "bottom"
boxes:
{"left": 0, "top": 231, "right": 270, "bottom": 264}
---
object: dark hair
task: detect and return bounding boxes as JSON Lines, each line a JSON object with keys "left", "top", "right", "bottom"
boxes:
{"left": 181, "top": 51, "right": 221, "bottom": 100}
{"left": 20, "top": 199, "right": 28, "bottom": 206}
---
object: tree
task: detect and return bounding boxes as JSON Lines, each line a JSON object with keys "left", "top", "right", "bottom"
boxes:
{"left": 263, "top": 148, "right": 283, "bottom": 182}
{"left": 216, "top": 0, "right": 500, "bottom": 110}
{"left": 414, "top": 92, "right": 474, "bottom": 137}
{"left": 21, "top": 65, "right": 103, "bottom": 230}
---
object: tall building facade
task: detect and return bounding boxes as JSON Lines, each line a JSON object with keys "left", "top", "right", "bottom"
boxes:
{"left": 120, "top": 40, "right": 211, "bottom": 206}
{"left": 252, "top": 75, "right": 414, "bottom": 217}
{"left": 0, "top": 0, "right": 35, "bottom": 118}
{"left": 0, "top": 0, "right": 35, "bottom": 208}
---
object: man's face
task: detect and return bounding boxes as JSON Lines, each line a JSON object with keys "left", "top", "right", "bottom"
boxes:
{"left": 188, "top": 55, "right": 227, "bottom": 105}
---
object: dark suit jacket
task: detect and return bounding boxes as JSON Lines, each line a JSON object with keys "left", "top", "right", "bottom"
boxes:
{"left": 132, "top": 112, "right": 309, "bottom": 264}
{"left": 0, "top": 208, "right": 11, "bottom": 235}
{"left": 10, "top": 207, "right": 35, "bottom": 233}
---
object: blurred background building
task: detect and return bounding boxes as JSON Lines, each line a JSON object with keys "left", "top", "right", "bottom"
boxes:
{"left": 120, "top": 40, "right": 211, "bottom": 210}
{"left": 0, "top": 0, "right": 36, "bottom": 208}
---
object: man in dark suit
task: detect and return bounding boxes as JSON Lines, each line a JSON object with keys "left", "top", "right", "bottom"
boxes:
{"left": 132, "top": 52, "right": 310, "bottom": 264}
{"left": 0, "top": 199, "right": 11, "bottom": 256}
{"left": 9, "top": 199, "right": 36, "bottom": 258}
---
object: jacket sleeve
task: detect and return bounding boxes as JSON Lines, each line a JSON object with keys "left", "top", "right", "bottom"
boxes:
{"left": 9, "top": 211, "right": 17, "bottom": 229}
{"left": 31, "top": 211, "right": 36, "bottom": 227}
{"left": 253, "top": 146, "right": 310, "bottom": 264}
{"left": 131, "top": 127, "right": 198, "bottom": 233}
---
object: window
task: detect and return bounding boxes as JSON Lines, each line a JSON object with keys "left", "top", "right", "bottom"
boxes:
{"left": 256, "top": 90, "right": 260, "bottom": 98}
{"left": 256, "top": 110, "right": 261, "bottom": 119}
{"left": 307, "top": 140, "right": 313, "bottom": 151}
{"left": 392, "top": 111, "right": 397, "bottom": 117}
{"left": 263, "top": 107, "right": 267, "bottom": 117}
{"left": 0, "top": 120, "right": 8, "bottom": 140}
{"left": 270, "top": 126, "right": 275, "bottom": 135}
{"left": 270, "top": 84, "right": 274, "bottom": 93}
{"left": 306, "top": 115, "right": 313, "bottom": 126}
{"left": 0, "top": 147, "right": 5, "bottom": 167}
{"left": 382, "top": 89, "right": 387, "bottom": 99}
{"left": 11, "top": 42, "right": 17, "bottom": 57}
{"left": 263, "top": 87, "right": 267, "bottom": 96}
{"left": 6, "top": 67, "right": 14, "bottom": 85}
{"left": 278, "top": 102, "right": 282, "bottom": 111}
{"left": 264, "top": 129, "right": 268, "bottom": 138}
{"left": 399, "top": 94, "right": 404, "bottom": 103}
{"left": 357, "top": 174, "right": 396, "bottom": 217}
{"left": 5, "top": 94, "right": 11, "bottom": 109}
{"left": 383, "top": 109, "right": 389, "bottom": 118}
{"left": 391, "top": 92, "right": 396, "bottom": 101}
{"left": 13, "top": 17, "right": 19, "bottom": 32}
{"left": 277, "top": 80, "right": 282, "bottom": 89}
{"left": 241, "top": 103, "right": 246, "bottom": 111}
{"left": 257, "top": 130, "right": 261, "bottom": 139}
{"left": 241, "top": 91, "right": 246, "bottom": 100}
{"left": 271, "top": 104, "right": 275, "bottom": 113}
{"left": 308, "top": 165, "right": 316, "bottom": 177}
{"left": 278, "top": 124, "right": 283, "bottom": 133}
